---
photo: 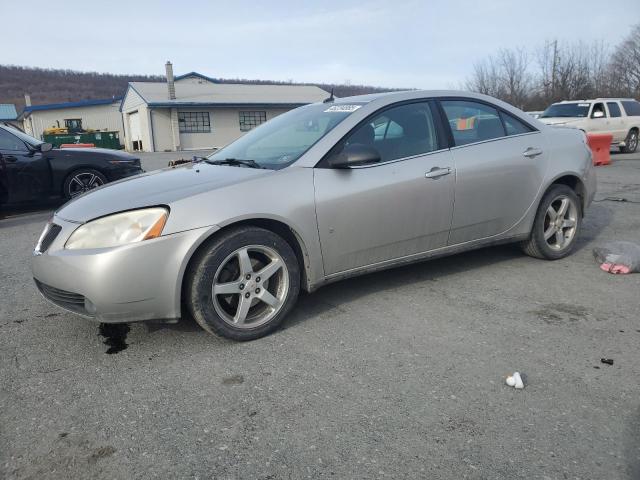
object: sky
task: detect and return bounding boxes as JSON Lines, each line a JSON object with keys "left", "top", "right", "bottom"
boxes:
{"left": 2, "top": 0, "right": 638, "bottom": 89}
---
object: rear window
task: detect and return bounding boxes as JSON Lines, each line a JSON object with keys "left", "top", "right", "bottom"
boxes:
{"left": 541, "top": 103, "right": 590, "bottom": 118}
{"left": 621, "top": 100, "right": 640, "bottom": 117}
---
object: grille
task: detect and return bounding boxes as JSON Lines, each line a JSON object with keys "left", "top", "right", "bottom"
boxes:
{"left": 35, "top": 280, "right": 88, "bottom": 315}
{"left": 37, "top": 223, "right": 62, "bottom": 253}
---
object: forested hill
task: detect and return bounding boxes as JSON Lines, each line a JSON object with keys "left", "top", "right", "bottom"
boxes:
{"left": 0, "top": 65, "right": 401, "bottom": 112}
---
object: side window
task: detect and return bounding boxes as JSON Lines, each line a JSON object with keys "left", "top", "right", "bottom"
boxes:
{"left": 591, "top": 103, "right": 606, "bottom": 118}
{"left": 0, "top": 129, "right": 27, "bottom": 152}
{"left": 441, "top": 100, "right": 506, "bottom": 146}
{"left": 343, "top": 102, "right": 439, "bottom": 163}
{"left": 501, "top": 112, "right": 535, "bottom": 135}
{"left": 621, "top": 100, "right": 640, "bottom": 117}
{"left": 607, "top": 102, "right": 622, "bottom": 118}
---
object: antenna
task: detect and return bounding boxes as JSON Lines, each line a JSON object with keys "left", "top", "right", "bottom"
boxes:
{"left": 323, "top": 87, "right": 335, "bottom": 103}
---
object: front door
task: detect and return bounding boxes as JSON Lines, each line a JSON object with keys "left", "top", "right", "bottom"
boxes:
{"left": 314, "top": 101, "right": 455, "bottom": 276}
{"left": 0, "top": 128, "right": 50, "bottom": 204}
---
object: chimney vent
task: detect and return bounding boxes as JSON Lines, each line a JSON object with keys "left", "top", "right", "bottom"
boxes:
{"left": 24, "top": 94, "right": 32, "bottom": 107}
{"left": 165, "top": 61, "right": 176, "bottom": 100}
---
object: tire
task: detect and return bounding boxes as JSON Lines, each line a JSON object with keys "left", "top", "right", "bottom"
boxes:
{"left": 520, "top": 184, "right": 582, "bottom": 260}
{"left": 185, "top": 226, "right": 300, "bottom": 341}
{"left": 621, "top": 129, "right": 639, "bottom": 153}
{"left": 63, "top": 168, "right": 107, "bottom": 199}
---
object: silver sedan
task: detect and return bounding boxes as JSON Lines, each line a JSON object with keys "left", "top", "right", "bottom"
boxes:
{"left": 32, "top": 91, "right": 596, "bottom": 341}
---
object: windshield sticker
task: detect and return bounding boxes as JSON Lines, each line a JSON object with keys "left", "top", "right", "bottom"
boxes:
{"left": 578, "top": 103, "right": 590, "bottom": 107}
{"left": 324, "top": 105, "right": 362, "bottom": 113}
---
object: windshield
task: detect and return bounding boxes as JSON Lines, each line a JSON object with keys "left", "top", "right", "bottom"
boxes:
{"left": 541, "top": 103, "right": 590, "bottom": 118}
{"left": 206, "top": 102, "right": 365, "bottom": 169}
{"left": 2, "top": 124, "right": 43, "bottom": 146}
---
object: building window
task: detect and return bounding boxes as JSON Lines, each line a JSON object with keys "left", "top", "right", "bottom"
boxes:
{"left": 178, "top": 112, "right": 211, "bottom": 133}
{"left": 64, "top": 119, "right": 82, "bottom": 131}
{"left": 239, "top": 111, "right": 267, "bottom": 132}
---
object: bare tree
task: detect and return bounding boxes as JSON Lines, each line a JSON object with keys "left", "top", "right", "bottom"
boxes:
{"left": 610, "top": 24, "right": 640, "bottom": 98}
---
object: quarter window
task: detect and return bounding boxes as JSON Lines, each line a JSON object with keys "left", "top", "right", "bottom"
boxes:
{"left": 342, "top": 102, "right": 439, "bottom": 163}
{"left": 621, "top": 100, "right": 640, "bottom": 116}
{"left": 239, "top": 111, "right": 267, "bottom": 132}
{"left": 501, "top": 112, "right": 534, "bottom": 135}
{"left": 607, "top": 102, "right": 622, "bottom": 118}
{"left": 441, "top": 100, "right": 506, "bottom": 146}
{"left": 178, "top": 112, "right": 211, "bottom": 133}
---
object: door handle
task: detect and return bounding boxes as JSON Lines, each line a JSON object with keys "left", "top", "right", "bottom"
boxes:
{"left": 522, "top": 147, "right": 543, "bottom": 158}
{"left": 425, "top": 167, "right": 451, "bottom": 179}
{"left": 3, "top": 155, "right": 18, "bottom": 163}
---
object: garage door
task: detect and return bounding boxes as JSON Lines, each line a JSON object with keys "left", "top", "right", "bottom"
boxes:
{"left": 128, "top": 112, "right": 142, "bottom": 151}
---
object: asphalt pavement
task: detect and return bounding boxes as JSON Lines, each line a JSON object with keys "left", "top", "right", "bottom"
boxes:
{"left": 1, "top": 152, "right": 639, "bottom": 479}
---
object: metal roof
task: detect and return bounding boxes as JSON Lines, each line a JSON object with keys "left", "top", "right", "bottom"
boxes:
{"left": 23, "top": 97, "right": 123, "bottom": 115}
{"left": 0, "top": 104, "right": 18, "bottom": 120}
{"left": 174, "top": 72, "right": 219, "bottom": 83}
{"left": 126, "top": 81, "right": 329, "bottom": 108}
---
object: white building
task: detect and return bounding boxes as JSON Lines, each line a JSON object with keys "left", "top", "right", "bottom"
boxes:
{"left": 120, "top": 63, "right": 330, "bottom": 152}
{"left": 20, "top": 98, "right": 125, "bottom": 142}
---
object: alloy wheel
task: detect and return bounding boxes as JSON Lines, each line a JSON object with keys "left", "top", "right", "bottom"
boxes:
{"left": 212, "top": 245, "right": 289, "bottom": 328}
{"left": 543, "top": 195, "right": 578, "bottom": 251}
{"left": 628, "top": 131, "right": 638, "bottom": 151}
{"left": 68, "top": 172, "right": 104, "bottom": 197}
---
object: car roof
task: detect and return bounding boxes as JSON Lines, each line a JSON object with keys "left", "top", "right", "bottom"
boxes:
{"left": 556, "top": 98, "right": 637, "bottom": 104}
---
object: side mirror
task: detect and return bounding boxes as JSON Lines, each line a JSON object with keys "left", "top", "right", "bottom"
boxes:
{"left": 592, "top": 110, "right": 604, "bottom": 119}
{"left": 39, "top": 143, "right": 53, "bottom": 152}
{"left": 327, "top": 144, "right": 381, "bottom": 169}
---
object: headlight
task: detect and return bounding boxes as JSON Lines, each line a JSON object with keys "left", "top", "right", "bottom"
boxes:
{"left": 65, "top": 207, "right": 168, "bottom": 250}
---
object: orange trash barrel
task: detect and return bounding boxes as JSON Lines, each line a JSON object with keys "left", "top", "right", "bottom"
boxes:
{"left": 60, "top": 143, "right": 95, "bottom": 148}
{"left": 586, "top": 133, "right": 612, "bottom": 166}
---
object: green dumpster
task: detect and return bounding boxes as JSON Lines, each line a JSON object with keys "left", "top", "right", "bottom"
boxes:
{"left": 43, "top": 131, "right": 123, "bottom": 150}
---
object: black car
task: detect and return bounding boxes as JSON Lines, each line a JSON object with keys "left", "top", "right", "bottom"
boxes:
{"left": 0, "top": 124, "right": 143, "bottom": 207}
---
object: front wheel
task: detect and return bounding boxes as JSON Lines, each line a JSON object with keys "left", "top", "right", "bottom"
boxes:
{"left": 186, "top": 226, "right": 300, "bottom": 341}
{"left": 63, "top": 169, "right": 107, "bottom": 199}
{"left": 521, "top": 184, "right": 582, "bottom": 260}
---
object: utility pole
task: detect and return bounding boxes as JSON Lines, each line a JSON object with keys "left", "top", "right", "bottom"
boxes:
{"left": 551, "top": 40, "right": 558, "bottom": 100}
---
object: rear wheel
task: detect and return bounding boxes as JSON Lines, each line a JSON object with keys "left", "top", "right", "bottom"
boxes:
{"left": 186, "top": 226, "right": 300, "bottom": 341}
{"left": 63, "top": 169, "right": 107, "bottom": 199}
{"left": 521, "top": 184, "right": 582, "bottom": 260}
{"left": 620, "top": 129, "right": 638, "bottom": 153}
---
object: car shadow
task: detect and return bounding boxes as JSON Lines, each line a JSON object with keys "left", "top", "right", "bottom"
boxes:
{"left": 573, "top": 203, "right": 613, "bottom": 253}
{"left": 283, "top": 243, "right": 523, "bottom": 332}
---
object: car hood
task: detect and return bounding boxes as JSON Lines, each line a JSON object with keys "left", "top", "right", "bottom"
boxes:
{"left": 56, "top": 163, "right": 272, "bottom": 223}
{"left": 539, "top": 117, "right": 584, "bottom": 126}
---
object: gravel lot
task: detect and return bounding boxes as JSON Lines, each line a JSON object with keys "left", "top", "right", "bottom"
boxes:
{"left": 1, "top": 152, "right": 639, "bottom": 479}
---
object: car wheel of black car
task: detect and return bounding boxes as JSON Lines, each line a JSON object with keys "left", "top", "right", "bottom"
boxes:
{"left": 620, "top": 129, "right": 639, "bottom": 153}
{"left": 186, "top": 226, "right": 300, "bottom": 341}
{"left": 521, "top": 184, "right": 582, "bottom": 260}
{"left": 63, "top": 169, "right": 107, "bottom": 199}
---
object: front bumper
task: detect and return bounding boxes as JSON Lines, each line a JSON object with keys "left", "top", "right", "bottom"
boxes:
{"left": 31, "top": 216, "right": 219, "bottom": 323}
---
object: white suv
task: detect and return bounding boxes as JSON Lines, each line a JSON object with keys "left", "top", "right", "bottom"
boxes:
{"left": 539, "top": 98, "right": 640, "bottom": 153}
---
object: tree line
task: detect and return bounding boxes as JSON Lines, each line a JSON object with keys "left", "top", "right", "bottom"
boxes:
{"left": 465, "top": 23, "right": 640, "bottom": 111}
{"left": 0, "top": 65, "right": 399, "bottom": 112}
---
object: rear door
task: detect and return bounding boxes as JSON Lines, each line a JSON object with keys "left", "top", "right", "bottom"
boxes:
{"left": 314, "top": 100, "right": 455, "bottom": 276}
{"left": 439, "top": 99, "right": 548, "bottom": 245}
{"left": 0, "top": 128, "right": 50, "bottom": 204}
